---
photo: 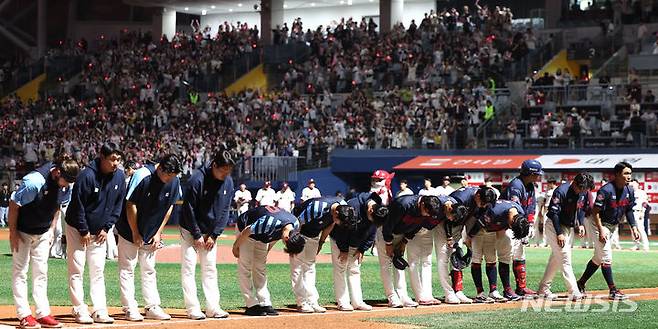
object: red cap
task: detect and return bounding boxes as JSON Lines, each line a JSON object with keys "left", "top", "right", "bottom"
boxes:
{"left": 372, "top": 170, "right": 390, "bottom": 180}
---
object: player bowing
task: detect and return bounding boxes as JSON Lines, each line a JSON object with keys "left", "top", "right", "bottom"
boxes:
{"left": 330, "top": 192, "right": 389, "bottom": 311}
{"left": 232, "top": 206, "right": 305, "bottom": 316}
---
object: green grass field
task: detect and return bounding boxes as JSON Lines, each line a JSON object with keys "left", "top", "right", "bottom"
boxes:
{"left": 372, "top": 299, "right": 658, "bottom": 329}
{"left": 0, "top": 237, "right": 656, "bottom": 311}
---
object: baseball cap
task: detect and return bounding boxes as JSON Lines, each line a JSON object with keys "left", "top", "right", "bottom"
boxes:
{"left": 308, "top": 178, "right": 315, "bottom": 184}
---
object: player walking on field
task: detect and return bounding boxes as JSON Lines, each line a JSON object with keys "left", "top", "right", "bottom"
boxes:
{"left": 537, "top": 173, "right": 594, "bottom": 301}
{"left": 577, "top": 162, "right": 641, "bottom": 300}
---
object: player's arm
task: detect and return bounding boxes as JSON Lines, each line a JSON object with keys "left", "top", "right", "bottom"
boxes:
{"left": 317, "top": 222, "right": 335, "bottom": 255}
{"left": 8, "top": 200, "right": 21, "bottom": 252}
{"left": 232, "top": 226, "right": 251, "bottom": 258}
{"left": 212, "top": 180, "right": 234, "bottom": 242}
{"left": 150, "top": 204, "right": 174, "bottom": 248}
{"left": 592, "top": 189, "right": 608, "bottom": 243}
{"left": 626, "top": 190, "right": 639, "bottom": 240}
{"left": 547, "top": 191, "right": 563, "bottom": 237}
{"left": 125, "top": 201, "right": 142, "bottom": 247}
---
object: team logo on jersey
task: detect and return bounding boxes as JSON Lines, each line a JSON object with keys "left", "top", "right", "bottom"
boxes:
{"left": 203, "top": 190, "right": 208, "bottom": 195}
{"left": 94, "top": 187, "right": 99, "bottom": 193}
{"left": 165, "top": 192, "right": 170, "bottom": 197}
{"left": 114, "top": 185, "right": 118, "bottom": 190}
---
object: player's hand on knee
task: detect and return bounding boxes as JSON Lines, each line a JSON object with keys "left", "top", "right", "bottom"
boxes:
{"left": 9, "top": 230, "right": 21, "bottom": 253}
{"left": 96, "top": 230, "right": 107, "bottom": 244}
{"left": 81, "top": 233, "right": 92, "bottom": 247}
{"left": 338, "top": 251, "right": 348, "bottom": 263}
{"left": 557, "top": 234, "right": 566, "bottom": 248}
{"left": 385, "top": 244, "right": 394, "bottom": 257}
{"left": 598, "top": 231, "right": 607, "bottom": 243}
{"left": 577, "top": 225, "right": 585, "bottom": 238}
{"left": 464, "top": 237, "right": 472, "bottom": 248}
{"left": 631, "top": 227, "right": 640, "bottom": 241}
{"left": 193, "top": 237, "right": 205, "bottom": 250}
{"left": 232, "top": 243, "right": 240, "bottom": 258}
{"left": 355, "top": 250, "right": 364, "bottom": 264}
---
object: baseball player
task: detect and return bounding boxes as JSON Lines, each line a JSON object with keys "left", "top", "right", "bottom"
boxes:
{"left": 448, "top": 186, "right": 499, "bottom": 304}
{"left": 425, "top": 196, "right": 468, "bottom": 304}
{"left": 65, "top": 143, "right": 126, "bottom": 324}
{"left": 179, "top": 150, "right": 236, "bottom": 320}
{"left": 108, "top": 160, "right": 138, "bottom": 259}
{"left": 396, "top": 179, "right": 414, "bottom": 197}
{"left": 537, "top": 173, "right": 594, "bottom": 300}
{"left": 501, "top": 159, "right": 543, "bottom": 299}
{"left": 418, "top": 178, "right": 436, "bottom": 196}
{"left": 275, "top": 182, "right": 296, "bottom": 212}
{"left": 435, "top": 176, "right": 454, "bottom": 196}
{"left": 10, "top": 156, "right": 79, "bottom": 329}
{"left": 1, "top": 182, "right": 10, "bottom": 227}
{"left": 577, "top": 162, "right": 641, "bottom": 300}
{"left": 630, "top": 179, "right": 650, "bottom": 251}
{"left": 378, "top": 195, "right": 442, "bottom": 308}
{"left": 255, "top": 181, "right": 276, "bottom": 207}
{"left": 115, "top": 154, "right": 183, "bottom": 321}
{"left": 232, "top": 206, "right": 305, "bottom": 316}
{"left": 300, "top": 179, "right": 321, "bottom": 202}
{"left": 467, "top": 200, "right": 530, "bottom": 302}
{"left": 291, "top": 196, "right": 358, "bottom": 313}
{"left": 234, "top": 184, "right": 253, "bottom": 216}
{"left": 536, "top": 179, "right": 557, "bottom": 248}
{"left": 330, "top": 192, "right": 388, "bottom": 311}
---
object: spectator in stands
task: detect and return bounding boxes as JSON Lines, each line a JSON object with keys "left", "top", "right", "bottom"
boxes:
{"left": 644, "top": 90, "right": 655, "bottom": 103}
{"left": 397, "top": 179, "right": 414, "bottom": 197}
{"left": 418, "top": 178, "right": 435, "bottom": 196}
{"left": 630, "top": 111, "right": 646, "bottom": 147}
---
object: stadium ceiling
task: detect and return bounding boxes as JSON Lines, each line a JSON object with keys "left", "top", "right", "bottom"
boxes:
{"left": 124, "top": 0, "right": 425, "bottom": 15}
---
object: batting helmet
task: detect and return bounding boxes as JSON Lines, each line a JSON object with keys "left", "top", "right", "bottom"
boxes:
{"left": 450, "top": 244, "right": 472, "bottom": 270}
{"left": 520, "top": 159, "right": 544, "bottom": 176}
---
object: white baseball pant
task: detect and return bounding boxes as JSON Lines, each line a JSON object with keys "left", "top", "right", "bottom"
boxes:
{"left": 118, "top": 236, "right": 162, "bottom": 310}
{"left": 471, "top": 230, "right": 496, "bottom": 264}
{"left": 633, "top": 209, "right": 649, "bottom": 251}
{"left": 330, "top": 239, "right": 366, "bottom": 307}
{"left": 238, "top": 236, "right": 271, "bottom": 308}
{"left": 585, "top": 218, "right": 614, "bottom": 265}
{"left": 106, "top": 225, "right": 118, "bottom": 259}
{"left": 65, "top": 224, "right": 109, "bottom": 315}
{"left": 375, "top": 228, "right": 411, "bottom": 301}
{"left": 12, "top": 230, "right": 53, "bottom": 319}
{"left": 407, "top": 228, "right": 434, "bottom": 301}
{"left": 497, "top": 230, "right": 514, "bottom": 264}
{"left": 290, "top": 234, "right": 320, "bottom": 307}
{"left": 432, "top": 225, "right": 456, "bottom": 298}
{"left": 538, "top": 220, "right": 579, "bottom": 295}
{"left": 180, "top": 228, "right": 221, "bottom": 313}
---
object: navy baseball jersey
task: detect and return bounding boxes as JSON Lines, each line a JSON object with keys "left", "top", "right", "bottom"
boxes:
{"left": 330, "top": 192, "right": 377, "bottom": 253}
{"left": 547, "top": 183, "right": 587, "bottom": 235}
{"left": 476, "top": 200, "right": 525, "bottom": 233}
{"left": 384, "top": 195, "right": 452, "bottom": 242}
{"left": 502, "top": 176, "right": 537, "bottom": 223}
{"left": 296, "top": 196, "right": 346, "bottom": 238}
{"left": 180, "top": 164, "right": 235, "bottom": 240}
{"left": 65, "top": 158, "right": 126, "bottom": 236}
{"left": 12, "top": 162, "right": 72, "bottom": 235}
{"left": 116, "top": 164, "right": 182, "bottom": 244}
{"left": 594, "top": 181, "right": 636, "bottom": 226}
{"left": 237, "top": 206, "right": 299, "bottom": 243}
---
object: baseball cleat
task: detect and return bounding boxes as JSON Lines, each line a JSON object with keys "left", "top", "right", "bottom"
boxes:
{"left": 609, "top": 289, "right": 628, "bottom": 300}
{"left": 489, "top": 290, "right": 509, "bottom": 303}
{"left": 474, "top": 292, "right": 495, "bottom": 304}
{"left": 503, "top": 289, "right": 521, "bottom": 302}
{"left": 456, "top": 291, "right": 473, "bottom": 304}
